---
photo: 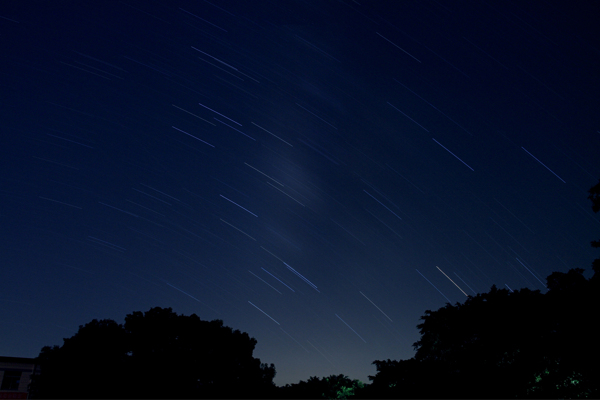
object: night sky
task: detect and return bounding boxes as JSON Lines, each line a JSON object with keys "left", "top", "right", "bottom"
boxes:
{"left": 1, "top": 0, "right": 599, "bottom": 386}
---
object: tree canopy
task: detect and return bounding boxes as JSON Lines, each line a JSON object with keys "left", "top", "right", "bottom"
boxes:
{"left": 360, "top": 268, "right": 600, "bottom": 398}
{"left": 30, "top": 307, "right": 276, "bottom": 399}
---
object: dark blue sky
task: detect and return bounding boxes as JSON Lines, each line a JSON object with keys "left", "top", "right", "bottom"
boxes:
{"left": 1, "top": 0, "right": 599, "bottom": 386}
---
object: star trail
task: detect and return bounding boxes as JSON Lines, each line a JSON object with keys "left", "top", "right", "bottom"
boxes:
{"left": 1, "top": 0, "right": 599, "bottom": 386}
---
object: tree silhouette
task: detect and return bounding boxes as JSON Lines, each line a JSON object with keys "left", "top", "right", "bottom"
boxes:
{"left": 278, "top": 374, "right": 364, "bottom": 399}
{"left": 360, "top": 287, "right": 549, "bottom": 398}
{"left": 30, "top": 307, "right": 276, "bottom": 399}
{"left": 363, "top": 270, "right": 599, "bottom": 398}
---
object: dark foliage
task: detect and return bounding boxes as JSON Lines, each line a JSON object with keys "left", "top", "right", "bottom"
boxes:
{"left": 360, "top": 269, "right": 600, "bottom": 399}
{"left": 29, "top": 307, "right": 276, "bottom": 399}
{"left": 278, "top": 374, "right": 364, "bottom": 399}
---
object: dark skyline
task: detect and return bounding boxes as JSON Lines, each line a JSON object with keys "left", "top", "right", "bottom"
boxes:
{"left": 1, "top": 1, "right": 599, "bottom": 386}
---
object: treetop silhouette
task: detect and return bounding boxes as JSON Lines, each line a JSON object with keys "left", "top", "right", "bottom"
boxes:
{"left": 30, "top": 307, "right": 276, "bottom": 399}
